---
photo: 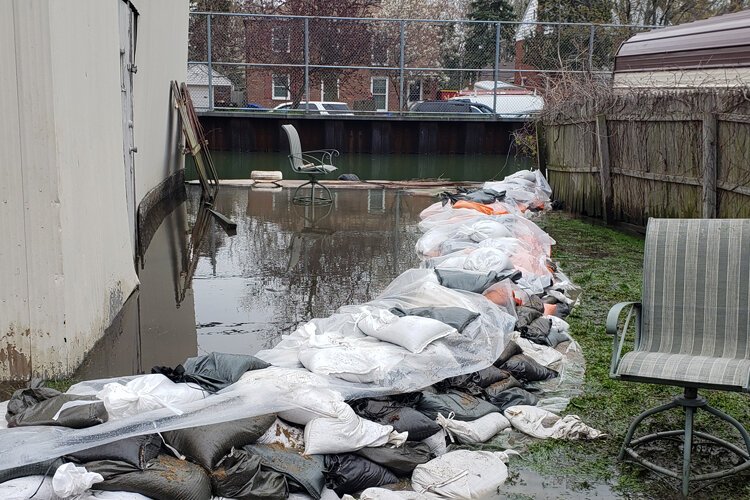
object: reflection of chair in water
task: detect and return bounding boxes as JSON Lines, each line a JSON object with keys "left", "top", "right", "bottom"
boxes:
{"left": 281, "top": 124, "right": 338, "bottom": 206}
{"left": 287, "top": 201, "right": 334, "bottom": 270}
{"left": 607, "top": 219, "right": 750, "bottom": 497}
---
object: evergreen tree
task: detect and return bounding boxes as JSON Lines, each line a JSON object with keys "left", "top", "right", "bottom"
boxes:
{"left": 463, "top": 0, "right": 515, "bottom": 82}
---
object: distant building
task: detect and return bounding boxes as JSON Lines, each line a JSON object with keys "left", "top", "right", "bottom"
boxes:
{"left": 187, "top": 64, "right": 234, "bottom": 108}
{"left": 614, "top": 10, "right": 750, "bottom": 89}
{"left": 1, "top": 0, "right": 189, "bottom": 380}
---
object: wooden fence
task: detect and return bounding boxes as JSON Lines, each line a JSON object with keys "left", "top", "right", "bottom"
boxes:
{"left": 539, "top": 92, "right": 750, "bottom": 226}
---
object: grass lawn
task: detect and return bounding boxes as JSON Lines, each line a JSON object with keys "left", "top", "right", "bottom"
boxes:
{"left": 523, "top": 212, "right": 750, "bottom": 499}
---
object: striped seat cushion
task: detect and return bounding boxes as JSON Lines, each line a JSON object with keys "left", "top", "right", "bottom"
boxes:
{"left": 618, "top": 351, "right": 750, "bottom": 390}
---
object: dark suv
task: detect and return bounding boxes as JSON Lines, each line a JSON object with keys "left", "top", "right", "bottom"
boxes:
{"left": 410, "top": 100, "right": 494, "bottom": 114}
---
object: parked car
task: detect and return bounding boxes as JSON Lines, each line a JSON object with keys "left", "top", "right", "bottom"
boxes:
{"left": 271, "top": 101, "right": 354, "bottom": 115}
{"left": 450, "top": 94, "right": 544, "bottom": 118}
{"left": 410, "top": 100, "right": 495, "bottom": 114}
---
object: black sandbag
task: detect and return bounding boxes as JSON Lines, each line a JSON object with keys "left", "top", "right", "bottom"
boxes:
{"left": 389, "top": 306, "right": 479, "bottom": 333}
{"left": 415, "top": 390, "right": 499, "bottom": 421}
{"left": 437, "top": 365, "right": 506, "bottom": 392}
{"left": 211, "top": 448, "right": 288, "bottom": 500}
{"left": 493, "top": 341, "right": 523, "bottom": 368}
{"left": 163, "top": 413, "right": 276, "bottom": 469}
{"left": 182, "top": 352, "right": 270, "bottom": 392}
{"left": 67, "top": 434, "right": 161, "bottom": 469}
{"left": 461, "top": 188, "right": 505, "bottom": 204}
{"left": 521, "top": 317, "right": 553, "bottom": 346}
{"left": 356, "top": 442, "right": 433, "bottom": 476}
{"left": 87, "top": 454, "right": 212, "bottom": 500}
{"left": 0, "top": 458, "right": 64, "bottom": 483}
{"left": 244, "top": 444, "right": 326, "bottom": 500}
{"left": 323, "top": 454, "right": 398, "bottom": 496}
{"left": 500, "top": 354, "right": 558, "bottom": 383}
{"left": 515, "top": 306, "right": 542, "bottom": 331}
{"left": 6, "top": 389, "right": 107, "bottom": 429}
{"left": 486, "top": 387, "right": 539, "bottom": 412}
{"left": 350, "top": 398, "right": 440, "bottom": 441}
{"left": 434, "top": 269, "right": 520, "bottom": 294}
{"left": 554, "top": 302, "right": 572, "bottom": 319}
{"left": 484, "top": 372, "right": 522, "bottom": 397}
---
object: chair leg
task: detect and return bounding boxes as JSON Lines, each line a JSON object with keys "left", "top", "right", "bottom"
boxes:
{"left": 682, "top": 405, "right": 695, "bottom": 497}
{"left": 620, "top": 399, "right": 680, "bottom": 460}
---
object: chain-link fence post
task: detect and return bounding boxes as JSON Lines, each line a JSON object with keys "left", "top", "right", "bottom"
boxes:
{"left": 207, "top": 14, "right": 213, "bottom": 111}
{"left": 493, "top": 22, "right": 500, "bottom": 114}
{"left": 304, "top": 17, "right": 310, "bottom": 113}
{"left": 399, "top": 20, "right": 405, "bottom": 112}
{"left": 588, "top": 25, "right": 595, "bottom": 72}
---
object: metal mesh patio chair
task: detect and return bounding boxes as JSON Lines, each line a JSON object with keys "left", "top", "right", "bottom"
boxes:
{"left": 607, "top": 218, "right": 750, "bottom": 496}
{"left": 281, "top": 124, "right": 338, "bottom": 206}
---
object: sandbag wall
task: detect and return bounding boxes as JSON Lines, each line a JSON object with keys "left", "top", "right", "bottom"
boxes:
{"left": 0, "top": 170, "right": 600, "bottom": 499}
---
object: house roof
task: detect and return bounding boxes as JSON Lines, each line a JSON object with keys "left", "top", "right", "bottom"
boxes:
{"left": 186, "top": 64, "right": 233, "bottom": 87}
{"left": 615, "top": 9, "right": 750, "bottom": 72}
{"left": 515, "top": 0, "right": 538, "bottom": 42}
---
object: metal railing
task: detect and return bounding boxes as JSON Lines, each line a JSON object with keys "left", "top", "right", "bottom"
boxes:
{"left": 188, "top": 12, "right": 658, "bottom": 117}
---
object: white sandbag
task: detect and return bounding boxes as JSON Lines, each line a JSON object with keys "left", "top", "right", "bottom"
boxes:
{"left": 278, "top": 386, "right": 346, "bottom": 425}
{"left": 53, "top": 463, "right": 103, "bottom": 497}
{"left": 511, "top": 333, "right": 564, "bottom": 367}
{"left": 462, "top": 247, "right": 511, "bottom": 272}
{"left": 304, "top": 401, "right": 406, "bottom": 455}
{"left": 421, "top": 429, "right": 448, "bottom": 457}
{"left": 0, "top": 400, "right": 8, "bottom": 429}
{"left": 436, "top": 412, "right": 510, "bottom": 444}
{"left": 257, "top": 417, "right": 305, "bottom": 451}
{"left": 411, "top": 450, "right": 517, "bottom": 498}
{"left": 358, "top": 314, "right": 456, "bottom": 354}
{"left": 0, "top": 476, "right": 63, "bottom": 500}
{"left": 96, "top": 374, "right": 207, "bottom": 419}
{"left": 461, "top": 219, "right": 512, "bottom": 242}
{"left": 549, "top": 316, "right": 574, "bottom": 343}
{"left": 353, "top": 488, "right": 423, "bottom": 499}
{"left": 504, "top": 405, "right": 605, "bottom": 440}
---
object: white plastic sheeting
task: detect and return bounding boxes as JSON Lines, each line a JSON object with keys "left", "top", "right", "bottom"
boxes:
{"left": 52, "top": 463, "right": 103, "bottom": 498}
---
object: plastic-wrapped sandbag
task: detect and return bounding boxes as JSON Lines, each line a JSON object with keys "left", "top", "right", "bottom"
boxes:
{"left": 548, "top": 316, "right": 574, "bottom": 346}
{"left": 415, "top": 390, "right": 499, "bottom": 421}
{"left": 6, "top": 388, "right": 107, "bottom": 429}
{"left": 389, "top": 306, "right": 479, "bottom": 333}
{"left": 436, "top": 412, "right": 511, "bottom": 444}
{"left": 304, "top": 401, "right": 406, "bottom": 455}
{"left": 483, "top": 373, "right": 522, "bottom": 396}
{"left": 357, "top": 311, "right": 456, "bottom": 354}
{"left": 499, "top": 354, "right": 558, "bottom": 383}
{"left": 350, "top": 397, "right": 441, "bottom": 441}
{"left": 97, "top": 374, "right": 208, "bottom": 419}
{"left": 67, "top": 434, "right": 161, "bottom": 469}
{"left": 257, "top": 417, "right": 305, "bottom": 451}
{"left": 512, "top": 334, "right": 564, "bottom": 367}
{"left": 421, "top": 430, "right": 448, "bottom": 457}
{"left": 86, "top": 454, "right": 212, "bottom": 500}
{"left": 434, "top": 269, "right": 517, "bottom": 294}
{"left": 504, "top": 405, "right": 605, "bottom": 440}
{"left": 244, "top": 444, "right": 326, "bottom": 500}
{"left": 52, "top": 463, "right": 104, "bottom": 497}
{"left": 486, "top": 387, "right": 539, "bottom": 412}
{"left": 323, "top": 454, "right": 398, "bottom": 496}
{"left": 181, "top": 352, "right": 270, "bottom": 392}
{"left": 356, "top": 442, "right": 434, "bottom": 475}
{"left": 211, "top": 448, "right": 289, "bottom": 500}
{"left": 411, "top": 450, "right": 517, "bottom": 498}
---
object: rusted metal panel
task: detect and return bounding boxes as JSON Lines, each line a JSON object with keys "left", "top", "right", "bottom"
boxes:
{"left": 615, "top": 10, "right": 750, "bottom": 73}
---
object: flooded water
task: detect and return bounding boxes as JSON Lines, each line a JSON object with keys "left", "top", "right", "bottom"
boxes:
{"left": 188, "top": 151, "right": 532, "bottom": 182}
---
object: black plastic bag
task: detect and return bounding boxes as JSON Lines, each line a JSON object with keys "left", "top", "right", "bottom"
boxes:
{"left": 87, "top": 454, "right": 212, "bottom": 500}
{"left": 350, "top": 398, "right": 440, "bottom": 441}
{"left": 499, "top": 354, "right": 558, "bottom": 383}
{"left": 67, "top": 434, "right": 161, "bottom": 469}
{"left": 163, "top": 413, "right": 276, "bottom": 469}
{"left": 521, "top": 317, "right": 553, "bottom": 346}
{"left": 416, "top": 389, "right": 499, "bottom": 421}
{"left": 323, "top": 454, "right": 398, "bottom": 496}
{"left": 244, "top": 444, "right": 326, "bottom": 500}
{"left": 356, "top": 442, "right": 434, "bottom": 476}
{"left": 493, "top": 341, "right": 523, "bottom": 368}
{"left": 211, "top": 448, "right": 288, "bottom": 499}
{"left": 486, "top": 387, "right": 539, "bottom": 411}
{"left": 389, "top": 306, "right": 479, "bottom": 333}
{"left": 6, "top": 388, "right": 107, "bottom": 429}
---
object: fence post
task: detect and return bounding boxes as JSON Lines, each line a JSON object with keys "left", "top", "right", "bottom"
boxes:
{"left": 399, "top": 20, "right": 405, "bottom": 112}
{"left": 304, "top": 17, "right": 310, "bottom": 113}
{"left": 595, "top": 114, "right": 613, "bottom": 222}
{"left": 493, "top": 22, "right": 500, "bottom": 113}
{"left": 588, "top": 25, "right": 595, "bottom": 71}
{"left": 702, "top": 113, "right": 718, "bottom": 218}
{"left": 207, "top": 14, "right": 213, "bottom": 111}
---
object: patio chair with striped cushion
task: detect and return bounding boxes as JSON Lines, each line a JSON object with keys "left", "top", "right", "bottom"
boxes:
{"left": 607, "top": 218, "right": 750, "bottom": 497}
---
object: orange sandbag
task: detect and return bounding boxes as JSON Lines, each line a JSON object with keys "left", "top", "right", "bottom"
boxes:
{"left": 453, "top": 200, "right": 495, "bottom": 215}
{"left": 543, "top": 303, "right": 557, "bottom": 316}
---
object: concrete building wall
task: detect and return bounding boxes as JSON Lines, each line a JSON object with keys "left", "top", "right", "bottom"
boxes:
{"left": 0, "top": 0, "right": 188, "bottom": 380}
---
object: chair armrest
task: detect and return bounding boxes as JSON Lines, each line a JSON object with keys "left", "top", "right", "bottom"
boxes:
{"left": 606, "top": 302, "right": 641, "bottom": 378}
{"left": 301, "top": 149, "right": 340, "bottom": 165}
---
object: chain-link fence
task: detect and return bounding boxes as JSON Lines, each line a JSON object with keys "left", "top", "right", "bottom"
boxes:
{"left": 188, "top": 12, "right": 657, "bottom": 117}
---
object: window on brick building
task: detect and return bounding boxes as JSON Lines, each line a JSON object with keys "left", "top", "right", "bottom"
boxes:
{"left": 272, "top": 74, "right": 290, "bottom": 100}
{"left": 272, "top": 25, "right": 290, "bottom": 53}
{"left": 371, "top": 77, "right": 388, "bottom": 111}
{"left": 320, "top": 76, "right": 340, "bottom": 101}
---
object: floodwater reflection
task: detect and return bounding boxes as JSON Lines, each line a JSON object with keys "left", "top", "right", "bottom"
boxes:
{"left": 189, "top": 184, "right": 433, "bottom": 356}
